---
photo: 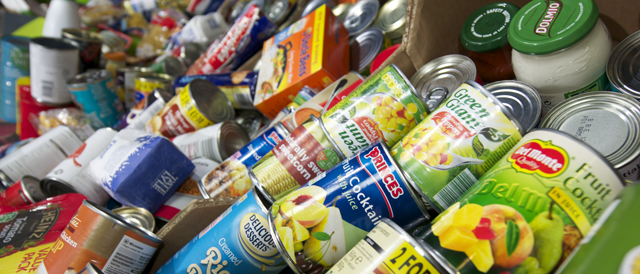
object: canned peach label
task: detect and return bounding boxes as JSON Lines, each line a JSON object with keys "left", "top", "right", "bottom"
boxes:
{"left": 391, "top": 81, "right": 523, "bottom": 212}
{"left": 321, "top": 65, "right": 428, "bottom": 157}
{"left": 422, "top": 129, "right": 625, "bottom": 274}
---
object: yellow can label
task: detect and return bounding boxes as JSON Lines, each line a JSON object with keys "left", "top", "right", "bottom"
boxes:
{"left": 179, "top": 87, "right": 213, "bottom": 129}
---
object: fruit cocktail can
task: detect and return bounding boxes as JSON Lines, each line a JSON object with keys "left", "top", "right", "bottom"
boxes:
{"left": 391, "top": 80, "right": 527, "bottom": 213}
{"left": 417, "top": 129, "right": 625, "bottom": 274}
{"left": 268, "top": 141, "right": 429, "bottom": 274}
{"left": 321, "top": 64, "right": 429, "bottom": 158}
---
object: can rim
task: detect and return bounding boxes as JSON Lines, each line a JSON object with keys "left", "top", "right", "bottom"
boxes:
{"left": 18, "top": 176, "right": 44, "bottom": 203}
{"left": 67, "top": 69, "right": 112, "bottom": 86}
{"left": 251, "top": 187, "right": 271, "bottom": 214}
{"left": 376, "top": 0, "right": 407, "bottom": 39}
{"left": 135, "top": 72, "right": 174, "bottom": 83}
{"left": 40, "top": 177, "right": 80, "bottom": 198}
{"left": 197, "top": 175, "right": 212, "bottom": 199}
{"left": 82, "top": 200, "right": 163, "bottom": 243}
{"left": 484, "top": 80, "right": 542, "bottom": 133}
{"left": 0, "top": 171, "right": 12, "bottom": 189}
{"left": 187, "top": 79, "right": 236, "bottom": 123}
{"left": 217, "top": 121, "right": 251, "bottom": 160}
{"left": 312, "top": 115, "right": 348, "bottom": 160}
{"left": 344, "top": 0, "right": 380, "bottom": 36}
{"left": 607, "top": 29, "right": 640, "bottom": 98}
{"left": 30, "top": 37, "right": 78, "bottom": 50}
{"left": 62, "top": 28, "right": 103, "bottom": 44}
{"left": 249, "top": 169, "right": 277, "bottom": 203}
{"left": 272, "top": 122, "right": 291, "bottom": 137}
{"left": 465, "top": 80, "right": 526, "bottom": 136}
{"left": 410, "top": 54, "right": 477, "bottom": 102}
{"left": 266, "top": 204, "right": 305, "bottom": 274}
{"left": 84, "top": 262, "right": 103, "bottom": 274}
{"left": 351, "top": 27, "right": 386, "bottom": 74}
{"left": 112, "top": 206, "right": 157, "bottom": 232}
{"left": 391, "top": 64, "right": 430, "bottom": 113}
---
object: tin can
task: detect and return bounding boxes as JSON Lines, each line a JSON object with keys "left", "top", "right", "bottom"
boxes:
{"left": 0, "top": 175, "right": 45, "bottom": 207}
{"left": 332, "top": 3, "right": 351, "bottom": 23}
{"left": 419, "top": 129, "right": 625, "bottom": 274}
{"left": 343, "top": 0, "right": 379, "bottom": 36}
{"left": 301, "top": 0, "right": 330, "bottom": 18}
{"left": 29, "top": 37, "right": 79, "bottom": 105}
{"left": 200, "top": 123, "right": 289, "bottom": 198}
{"left": 485, "top": 80, "right": 542, "bottom": 133}
{"left": 540, "top": 91, "right": 640, "bottom": 181}
{"left": 375, "top": 0, "right": 407, "bottom": 45}
{"left": 0, "top": 126, "right": 83, "bottom": 188}
{"left": 41, "top": 128, "right": 118, "bottom": 205}
{"left": 250, "top": 116, "right": 344, "bottom": 202}
{"left": 326, "top": 218, "right": 456, "bottom": 274}
{"left": 67, "top": 69, "right": 123, "bottom": 128}
{"left": 123, "top": 89, "right": 170, "bottom": 130}
{"left": 133, "top": 73, "right": 173, "bottom": 111}
{"left": 112, "top": 206, "right": 157, "bottom": 232}
{"left": 171, "top": 42, "right": 206, "bottom": 67}
{"left": 268, "top": 142, "right": 429, "bottom": 274}
{"left": 16, "top": 77, "right": 76, "bottom": 139}
{"left": 411, "top": 54, "right": 480, "bottom": 111}
{"left": 37, "top": 200, "right": 162, "bottom": 274}
{"left": 61, "top": 28, "right": 103, "bottom": 73}
{"left": 228, "top": 0, "right": 265, "bottom": 23}
{"left": 79, "top": 263, "right": 105, "bottom": 274}
{"left": 154, "top": 188, "right": 287, "bottom": 274}
{"left": 607, "top": 30, "right": 640, "bottom": 99}
{"left": 235, "top": 109, "right": 269, "bottom": 138}
{"left": 266, "top": 0, "right": 295, "bottom": 25}
{"left": 1, "top": 36, "right": 30, "bottom": 123}
{"left": 321, "top": 64, "right": 429, "bottom": 158}
{"left": 350, "top": 27, "right": 388, "bottom": 75}
{"left": 172, "top": 121, "right": 249, "bottom": 161}
{"left": 149, "top": 55, "right": 188, "bottom": 78}
{"left": 391, "top": 81, "right": 525, "bottom": 212}
{"left": 146, "top": 79, "right": 236, "bottom": 138}
{"left": 173, "top": 71, "right": 258, "bottom": 110}
{"left": 116, "top": 67, "right": 151, "bottom": 111}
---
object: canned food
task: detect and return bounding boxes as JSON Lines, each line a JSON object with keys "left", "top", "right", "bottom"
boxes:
{"left": 41, "top": 128, "right": 118, "bottom": 205}
{"left": 149, "top": 55, "right": 187, "bottom": 78}
{"left": 121, "top": 88, "right": 171, "bottom": 130}
{"left": 322, "top": 64, "right": 429, "bottom": 157}
{"left": 331, "top": 3, "right": 351, "bottom": 23}
{"left": 411, "top": 54, "right": 480, "bottom": 111}
{"left": 200, "top": 123, "right": 289, "bottom": 199}
{"left": 266, "top": 0, "right": 295, "bottom": 25}
{"left": 154, "top": 189, "right": 287, "bottom": 274}
{"left": 607, "top": 30, "right": 640, "bottom": 99}
{"left": 0, "top": 126, "right": 83, "bottom": 188}
{"left": 0, "top": 176, "right": 45, "bottom": 207}
{"left": 67, "top": 69, "right": 123, "bottom": 128}
{"left": 235, "top": 109, "right": 269, "bottom": 138}
{"left": 133, "top": 73, "right": 173, "bottom": 111}
{"left": 350, "top": 27, "right": 388, "bottom": 75}
{"left": 327, "top": 218, "right": 456, "bottom": 274}
{"left": 172, "top": 42, "right": 206, "bottom": 67}
{"left": 1, "top": 36, "right": 29, "bottom": 123}
{"left": 172, "top": 121, "right": 249, "bottom": 162}
{"left": 112, "top": 206, "right": 156, "bottom": 232}
{"left": 29, "top": 37, "right": 79, "bottom": 105}
{"left": 269, "top": 142, "right": 428, "bottom": 274}
{"left": 173, "top": 71, "right": 258, "bottom": 110}
{"left": 146, "top": 79, "right": 235, "bottom": 138}
{"left": 540, "top": 91, "right": 640, "bottom": 181}
{"left": 420, "top": 129, "right": 625, "bottom": 274}
{"left": 61, "top": 28, "right": 103, "bottom": 72}
{"left": 301, "top": 0, "right": 330, "bottom": 18}
{"left": 116, "top": 67, "right": 151, "bottom": 111}
{"left": 342, "top": 0, "right": 379, "bottom": 36}
{"left": 485, "top": 80, "right": 542, "bottom": 133}
{"left": 16, "top": 77, "right": 76, "bottom": 139}
{"left": 375, "top": 0, "right": 407, "bottom": 45}
{"left": 37, "top": 200, "right": 162, "bottom": 274}
{"left": 250, "top": 116, "right": 344, "bottom": 202}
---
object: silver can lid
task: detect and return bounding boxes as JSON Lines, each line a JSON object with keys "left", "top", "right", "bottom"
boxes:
{"left": 540, "top": 91, "right": 640, "bottom": 170}
{"left": 20, "top": 176, "right": 46, "bottom": 203}
{"left": 301, "top": 0, "right": 330, "bottom": 18}
{"left": 40, "top": 178, "right": 78, "bottom": 198}
{"left": 187, "top": 78, "right": 236, "bottom": 123}
{"left": 376, "top": 0, "right": 407, "bottom": 40}
{"left": 343, "top": 0, "right": 380, "bottom": 36}
{"left": 332, "top": 3, "right": 351, "bottom": 23}
{"left": 484, "top": 80, "right": 542, "bottom": 133}
{"left": 180, "top": 43, "right": 206, "bottom": 67}
{"left": 67, "top": 69, "right": 111, "bottom": 86}
{"left": 607, "top": 30, "right": 640, "bottom": 99}
{"left": 82, "top": 200, "right": 162, "bottom": 243}
{"left": 163, "top": 56, "right": 187, "bottom": 78}
{"left": 410, "top": 54, "right": 477, "bottom": 111}
{"left": 350, "top": 27, "right": 385, "bottom": 74}
{"left": 112, "top": 206, "right": 157, "bottom": 232}
{"left": 266, "top": 0, "right": 292, "bottom": 24}
{"left": 218, "top": 121, "right": 250, "bottom": 160}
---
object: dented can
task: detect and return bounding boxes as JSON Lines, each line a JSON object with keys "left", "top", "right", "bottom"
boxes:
{"left": 0, "top": 176, "right": 45, "bottom": 207}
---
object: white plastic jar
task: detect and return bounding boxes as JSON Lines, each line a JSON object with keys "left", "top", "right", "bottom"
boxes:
{"left": 508, "top": 0, "right": 611, "bottom": 114}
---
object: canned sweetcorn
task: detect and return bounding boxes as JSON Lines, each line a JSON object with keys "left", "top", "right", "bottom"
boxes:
{"left": 268, "top": 142, "right": 428, "bottom": 274}
{"left": 173, "top": 71, "right": 258, "bottom": 110}
{"left": 420, "top": 129, "right": 625, "bottom": 274}
{"left": 391, "top": 81, "right": 526, "bottom": 212}
{"left": 321, "top": 64, "right": 429, "bottom": 158}
{"left": 172, "top": 121, "right": 249, "bottom": 162}
{"left": 0, "top": 176, "right": 45, "bottom": 206}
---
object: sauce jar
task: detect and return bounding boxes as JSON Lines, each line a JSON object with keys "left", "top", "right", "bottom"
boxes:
{"left": 459, "top": 2, "right": 519, "bottom": 83}
{"left": 508, "top": 0, "right": 612, "bottom": 114}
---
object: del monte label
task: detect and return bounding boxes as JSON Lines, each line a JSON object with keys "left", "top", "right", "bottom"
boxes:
{"left": 509, "top": 139, "right": 569, "bottom": 177}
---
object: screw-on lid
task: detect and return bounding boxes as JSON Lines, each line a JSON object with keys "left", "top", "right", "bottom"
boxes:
{"left": 508, "top": 0, "right": 599, "bottom": 55}
{"left": 460, "top": 2, "right": 519, "bottom": 52}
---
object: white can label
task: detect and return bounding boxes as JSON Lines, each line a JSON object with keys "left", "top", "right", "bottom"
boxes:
{"left": 172, "top": 123, "right": 224, "bottom": 161}
{"left": 29, "top": 43, "right": 79, "bottom": 104}
{"left": 103, "top": 234, "right": 157, "bottom": 274}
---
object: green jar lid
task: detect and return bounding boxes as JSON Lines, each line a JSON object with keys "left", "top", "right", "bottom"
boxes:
{"left": 460, "top": 2, "right": 520, "bottom": 52}
{"left": 508, "top": 0, "right": 599, "bottom": 55}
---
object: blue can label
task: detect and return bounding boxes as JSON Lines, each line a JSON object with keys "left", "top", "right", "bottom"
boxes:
{"left": 270, "top": 142, "right": 426, "bottom": 273}
{"left": 155, "top": 189, "right": 286, "bottom": 274}
{"left": 1, "top": 36, "right": 30, "bottom": 123}
{"left": 68, "top": 73, "right": 123, "bottom": 128}
{"left": 200, "top": 125, "right": 287, "bottom": 198}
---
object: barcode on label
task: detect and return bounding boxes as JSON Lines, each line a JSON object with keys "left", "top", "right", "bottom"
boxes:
{"left": 434, "top": 169, "right": 478, "bottom": 209}
{"left": 234, "top": 93, "right": 255, "bottom": 109}
{"left": 41, "top": 80, "right": 54, "bottom": 98}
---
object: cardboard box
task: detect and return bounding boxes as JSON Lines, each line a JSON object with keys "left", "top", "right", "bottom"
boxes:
{"left": 253, "top": 4, "right": 350, "bottom": 119}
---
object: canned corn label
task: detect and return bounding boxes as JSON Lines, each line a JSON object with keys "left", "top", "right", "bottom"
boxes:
{"left": 423, "top": 130, "right": 624, "bottom": 274}
{"left": 391, "top": 82, "right": 523, "bottom": 212}
{"left": 154, "top": 190, "right": 286, "bottom": 274}
{"left": 322, "top": 65, "right": 428, "bottom": 157}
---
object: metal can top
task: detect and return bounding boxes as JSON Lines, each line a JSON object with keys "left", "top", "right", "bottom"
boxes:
{"left": 485, "top": 80, "right": 542, "bottom": 133}
{"left": 350, "top": 27, "right": 386, "bottom": 74}
{"left": 2, "top": 35, "right": 30, "bottom": 47}
{"left": 83, "top": 200, "right": 162, "bottom": 243}
{"left": 343, "top": 0, "right": 380, "bottom": 36}
{"left": 332, "top": 3, "right": 351, "bottom": 22}
{"left": 375, "top": 0, "right": 407, "bottom": 41}
{"left": 112, "top": 206, "right": 157, "bottom": 232}
{"left": 540, "top": 91, "right": 640, "bottom": 170}
{"left": 301, "top": 0, "right": 330, "bottom": 18}
{"left": 187, "top": 78, "right": 236, "bottom": 123}
{"left": 116, "top": 66, "right": 151, "bottom": 74}
{"left": 40, "top": 177, "right": 78, "bottom": 198}
{"left": 410, "top": 54, "right": 477, "bottom": 109}
{"left": 67, "top": 69, "right": 112, "bottom": 86}
{"left": 218, "top": 121, "right": 251, "bottom": 160}
{"left": 266, "top": 0, "right": 292, "bottom": 24}
{"left": 465, "top": 80, "right": 525, "bottom": 136}
{"left": 607, "top": 30, "right": 640, "bottom": 99}
{"left": 135, "top": 72, "right": 173, "bottom": 85}
{"left": 20, "top": 176, "right": 46, "bottom": 203}
{"left": 30, "top": 37, "right": 78, "bottom": 51}
{"left": 162, "top": 56, "right": 188, "bottom": 78}
{"left": 62, "top": 28, "right": 103, "bottom": 44}
{"left": 179, "top": 43, "right": 206, "bottom": 67}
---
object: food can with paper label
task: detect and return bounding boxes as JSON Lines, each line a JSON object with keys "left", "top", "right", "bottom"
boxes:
{"left": 0, "top": 176, "right": 45, "bottom": 207}
{"left": 172, "top": 121, "right": 249, "bottom": 162}
{"left": 29, "top": 38, "right": 79, "bottom": 105}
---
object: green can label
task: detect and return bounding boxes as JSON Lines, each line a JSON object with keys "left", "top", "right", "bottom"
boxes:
{"left": 423, "top": 130, "right": 624, "bottom": 274}
{"left": 322, "top": 65, "right": 429, "bottom": 157}
{"left": 391, "top": 83, "right": 522, "bottom": 211}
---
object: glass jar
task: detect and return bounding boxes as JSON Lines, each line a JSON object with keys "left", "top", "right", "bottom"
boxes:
{"left": 509, "top": 0, "right": 612, "bottom": 114}
{"left": 459, "top": 2, "right": 519, "bottom": 83}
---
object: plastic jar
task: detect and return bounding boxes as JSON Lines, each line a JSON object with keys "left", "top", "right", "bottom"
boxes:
{"left": 459, "top": 2, "right": 519, "bottom": 83}
{"left": 509, "top": 0, "right": 611, "bottom": 114}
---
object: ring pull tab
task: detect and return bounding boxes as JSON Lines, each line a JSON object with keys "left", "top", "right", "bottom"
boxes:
{"left": 426, "top": 86, "right": 449, "bottom": 111}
